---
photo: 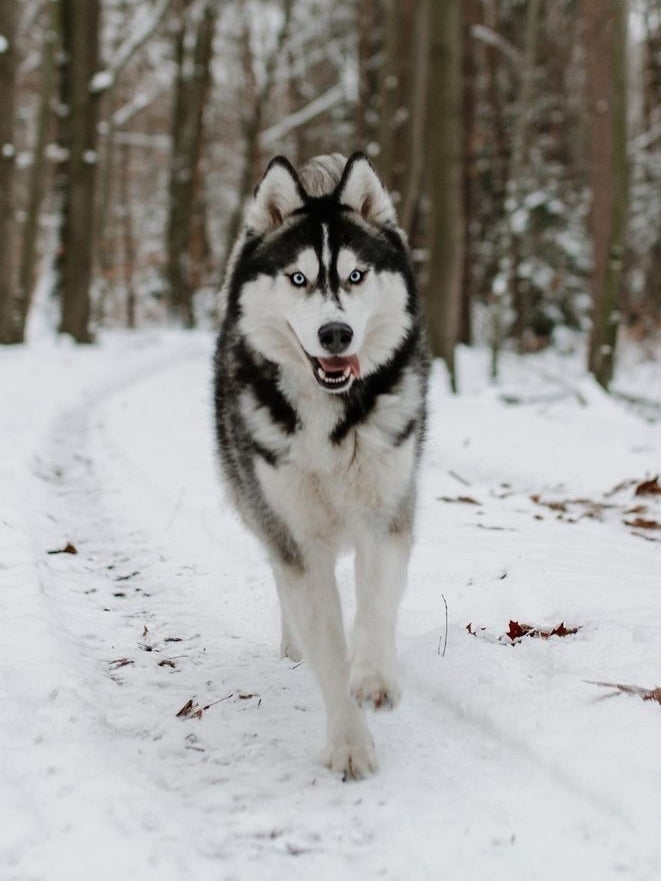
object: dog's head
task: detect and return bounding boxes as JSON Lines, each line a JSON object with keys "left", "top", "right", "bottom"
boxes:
{"left": 229, "top": 152, "right": 416, "bottom": 395}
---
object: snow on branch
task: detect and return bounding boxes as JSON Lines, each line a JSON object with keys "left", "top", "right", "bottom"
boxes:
{"left": 259, "top": 83, "right": 346, "bottom": 148}
{"left": 90, "top": 0, "right": 175, "bottom": 94}
{"left": 471, "top": 24, "right": 521, "bottom": 66}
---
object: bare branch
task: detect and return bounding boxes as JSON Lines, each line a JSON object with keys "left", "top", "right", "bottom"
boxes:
{"left": 471, "top": 23, "right": 522, "bottom": 66}
{"left": 259, "top": 83, "right": 346, "bottom": 148}
{"left": 90, "top": 0, "right": 176, "bottom": 94}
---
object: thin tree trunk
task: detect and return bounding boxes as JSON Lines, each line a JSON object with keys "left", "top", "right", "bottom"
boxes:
{"left": 400, "top": 0, "right": 429, "bottom": 237}
{"left": 356, "top": 0, "right": 382, "bottom": 148}
{"left": 584, "top": 0, "right": 628, "bottom": 389}
{"left": 14, "top": 20, "right": 56, "bottom": 343}
{"left": 165, "top": 0, "right": 217, "bottom": 327}
{"left": 459, "top": 0, "right": 480, "bottom": 346}
{"left": 378, "top": 0, "right": 399, "bottom": 188}
{"left": 221, "top": 0, "right": 294, "bottom": 266}
{"left": 378, "top": 0, "right": 418, "bottom": 198}
{"left": 425, "top": 0, "right": 464, "bottom": 392}
{"left": 119, "top": 143, "right": 136, "bottom": 328}
{"left": 0, "top": 0, "right": 18, "bottom": 344}
{"left": 507, "top": 0, "right": 542, "bottom": 351}
{"left": 54, "top": 0, "right": 102, "bottom": 343}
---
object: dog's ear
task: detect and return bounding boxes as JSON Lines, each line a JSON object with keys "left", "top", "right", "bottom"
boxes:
{"left": 245, "top": 157, "right": 306, "bottom": 235}
{"left": 337, "top": 153, "right": 396, "bottom": 226}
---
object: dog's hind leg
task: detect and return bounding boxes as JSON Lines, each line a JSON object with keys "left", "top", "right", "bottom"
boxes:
{"left": 272, "top": 550, "right": 377, "bottom": 780}
{"left": 349, "top": 529, "right": 412, "bottom": 711}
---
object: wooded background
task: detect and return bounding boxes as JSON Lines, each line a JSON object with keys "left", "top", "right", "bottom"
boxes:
{"left": 0, "top": 0, "right": 658, "bottom": 390}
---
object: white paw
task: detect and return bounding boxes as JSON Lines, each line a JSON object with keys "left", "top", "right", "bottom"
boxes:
{"left": 323, "top": 727, "right": 377, "bottom": 781}
{"left": 349, "top": 666, "right": 401, "bottom": 711}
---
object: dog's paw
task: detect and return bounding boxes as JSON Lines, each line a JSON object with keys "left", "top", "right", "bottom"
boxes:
{"left": 323, "top": 729, "right": 377, "bottom": 781}
{"left": 349, "top": 666, "right": 401, "bottom": 711}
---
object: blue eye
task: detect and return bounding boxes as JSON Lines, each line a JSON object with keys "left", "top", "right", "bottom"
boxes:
{"left": 349, "top": 269, "right": 364, "bottom": 284}
{"left": 290, "top": 272, "right": 307, "bottom": 287}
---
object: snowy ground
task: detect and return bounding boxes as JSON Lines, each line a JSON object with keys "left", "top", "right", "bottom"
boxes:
{"left": 1, "top": 329, "right": 660, "bottom": 881}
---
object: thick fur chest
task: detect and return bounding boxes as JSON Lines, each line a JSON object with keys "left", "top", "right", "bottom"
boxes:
{"left": 249, "top": 364, "right": 424, "bottom": 542}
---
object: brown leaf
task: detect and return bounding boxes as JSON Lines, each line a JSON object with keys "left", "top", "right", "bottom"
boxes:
{"left": 47, "top": 542, "right": 78, "bottom": 555}
{"left": 507, "top": 620, "right": 579, "bottom": 642}
{"left": 635, "top": 476, "right": 661, "bottom": 497}
{"left": 548, "top": 622, "right": 580, "bottom": 638}
{"left": 176, "top": 698, "right": 202, "bottom": 719}
{"left": 507, "top": 620, "right": 533, "bottom": 641}
{"left": 158, "top": 659, "right": 176, "bottom": 668}
{"left": 624, "top": 517, "right": 661, "bottom": 531}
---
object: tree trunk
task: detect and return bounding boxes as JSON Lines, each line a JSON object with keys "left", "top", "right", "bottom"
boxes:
{"left": 459, "top": 0, "right": 480, "bottom": 346}
{"left": 356, "top": 0, "right": 382, "bottom": 148}
{"left": 0, "top": 0, "right": 18, "bottom": 344}
{"left": 399, "top": 0, "right": 429, "bottom": 238}
{"left": 14, "top": 19, "right": 56, "bottom": 343}
{"left": 165, "top": 0, "right": 217, "bottom": 327}
{"left": 506, "top": 0, "right": 542, "bottom": 352}
{"left": 119, "top": 143, "right": 136, "bottom": 328}
{"left": 424, "top": 0, "right": 464, "bottom": 391}
{"left": 221, "top": 0, "right": 294, "bottom": 267}
{"left": 584, "top": 0, "right": 628, "bottom": 389}
{"left": 54, "top": 0, "right": 102, "bottom": 343}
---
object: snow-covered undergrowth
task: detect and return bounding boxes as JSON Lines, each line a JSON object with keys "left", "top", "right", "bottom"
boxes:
{"left": 1, "top": 331, "right": 660, "bottom": 881}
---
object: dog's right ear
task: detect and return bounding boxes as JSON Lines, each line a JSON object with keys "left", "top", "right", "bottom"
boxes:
{"left": 245, "top": 157, "right": 306, "bottom": 235}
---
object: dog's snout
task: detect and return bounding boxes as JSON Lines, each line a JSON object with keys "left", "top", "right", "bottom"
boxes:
{"left": 318, "top": 322, "right": 353, "bottom": 354}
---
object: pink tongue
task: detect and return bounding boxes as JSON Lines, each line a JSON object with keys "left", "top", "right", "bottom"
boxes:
{"left": 317, "top": 354, "right": 361, "bottom": 377}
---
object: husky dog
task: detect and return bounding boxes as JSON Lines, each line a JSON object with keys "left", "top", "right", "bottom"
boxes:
{"left": 214, "top": 152, "right": 429, "bottom": 779}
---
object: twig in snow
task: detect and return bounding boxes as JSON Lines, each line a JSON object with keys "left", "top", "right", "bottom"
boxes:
{"left": 448, "top": 469, "right": 471, "bottom": 487}
{"left": 437, "top": 594, "right": 449, "bottom": 658}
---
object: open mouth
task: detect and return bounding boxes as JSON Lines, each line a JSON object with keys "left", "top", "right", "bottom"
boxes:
{"left": 307, "top": 354, "right": 361, "bottom": 393}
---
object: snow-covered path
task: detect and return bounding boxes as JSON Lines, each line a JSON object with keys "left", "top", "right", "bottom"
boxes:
{"left": 1, "top": 332, "right": 661, "bottom": 881}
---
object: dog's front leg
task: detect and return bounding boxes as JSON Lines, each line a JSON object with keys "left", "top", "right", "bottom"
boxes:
{"left": 350, "top": 530, "right": 412, "bottom": 710}
{"left": 273, "top": 551, "right": 376, "bottom": 780}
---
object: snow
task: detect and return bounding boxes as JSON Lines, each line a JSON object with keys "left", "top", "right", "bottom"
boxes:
{"left": 1, "top": 331, "right": 661, "bottom": 881}
{"left": 89, "top": 70, "right": 114, "bottom": 94}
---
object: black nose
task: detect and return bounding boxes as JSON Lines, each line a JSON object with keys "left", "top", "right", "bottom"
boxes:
{"left": 318, "top": 322, "right": 353, "bottom": 354}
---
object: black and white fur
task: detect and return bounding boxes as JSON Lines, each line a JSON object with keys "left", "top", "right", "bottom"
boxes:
{"left": 214, "top": 152, "right": 429, "bottom": 779}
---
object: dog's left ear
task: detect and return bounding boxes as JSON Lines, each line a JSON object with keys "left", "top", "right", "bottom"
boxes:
{"left": 245, "top": 157, "right": 306, "bottom": 235}
{"left": 337, "top": 153, "right": 396, "bottom": 226}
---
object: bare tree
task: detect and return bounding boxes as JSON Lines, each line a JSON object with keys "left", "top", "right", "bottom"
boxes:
{"left": 424, "top": 0, "right": 464, "bottom": 391}
{"left": 583, "top": 0, "right": 628, "bottom": 389}
{"left": 378, "top": 0, "right": 419, "bottom": 201}
{"left": 54, "top": 0, "right": 102, "bottom": 343}
{"left": 14, "top": 14, "right": 57, "bottom": 343}
{"left": 164, "top": 0, "right": 218, "bottom": 327}
{"left": 221, "top": 0, "right": 295, "bottom": 266}
{"left": 0, "top": 0, "right": 18, "bottom": 344}
{"left": 356, "top": 0, "right": 382, "bottom": 149}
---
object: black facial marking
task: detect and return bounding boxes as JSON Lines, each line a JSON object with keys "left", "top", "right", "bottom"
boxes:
{"left": 330, "top": 329, "right": 420, "bottom": 445}
{"left": 234, "top": 340, "right": 300, "bottom": 435}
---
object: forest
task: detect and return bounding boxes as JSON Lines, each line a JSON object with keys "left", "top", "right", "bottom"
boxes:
{"left": 1, "top": 0, "right": 659, "bottom": 390}
{"left": 3, "top": 3, "right": 661, "bottom": 878}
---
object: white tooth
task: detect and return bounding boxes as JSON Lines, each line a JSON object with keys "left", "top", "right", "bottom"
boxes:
{"left": 318, "top": 367, "right": 326, "bottom": 379}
